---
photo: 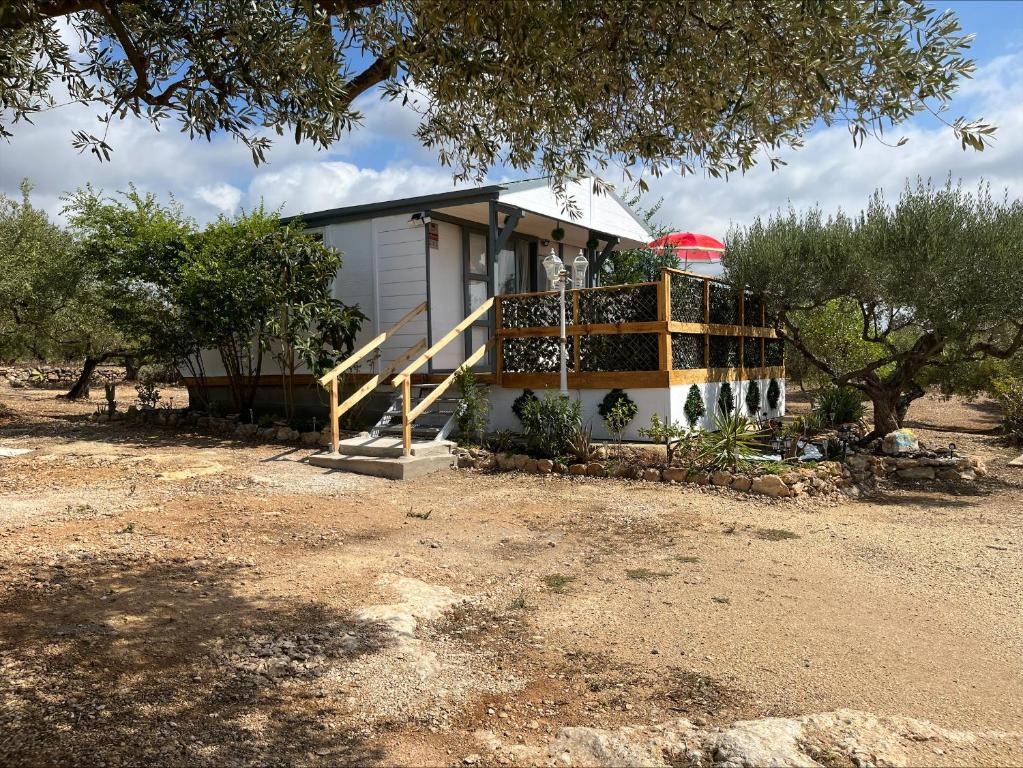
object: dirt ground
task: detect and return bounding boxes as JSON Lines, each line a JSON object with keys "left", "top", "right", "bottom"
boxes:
{"left": 1, "top": 384, "right": 1021, "bottom": 767}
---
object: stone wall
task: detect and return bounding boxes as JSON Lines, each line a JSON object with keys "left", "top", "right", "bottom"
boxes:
{"left": 845, "top": 450, "right": 986, "bottom": 484}
{"left": 0, "top": 364, "right": 125, "bottom": 390}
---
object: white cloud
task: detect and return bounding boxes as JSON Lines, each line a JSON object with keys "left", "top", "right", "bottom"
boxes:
{"left": 195, "top": 182, "right": 242, "bottom": 215}
{"left": 245, "top": 160, "right": 461, "bottom": 218}
{"left": 640, "top": 53, "right": 1023, "bottom": 240}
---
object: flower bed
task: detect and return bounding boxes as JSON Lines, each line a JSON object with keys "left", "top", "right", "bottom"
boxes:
{"left": 453, "top": 446, "right": 855, "bottom": 499}
{"left": 453, "top": 443, "right": 987, "bottom": 499}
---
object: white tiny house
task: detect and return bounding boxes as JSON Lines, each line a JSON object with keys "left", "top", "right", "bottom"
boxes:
{"left": 184, "top": 177, "right": 785, "bottom": 457}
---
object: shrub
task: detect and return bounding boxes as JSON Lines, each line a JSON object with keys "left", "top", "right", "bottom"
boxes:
{"left": 568, "top": 422, "right": 594, "bottom": 462}
{"left": 766, "top": 378, "right": 781, "bottom": 411}
{"left": 135, "top": 381, "right": 162, "bottom": 409}
{"left": 598, "top": 389, "right": 634, "bottom": 421}
{"left": 512, "top": 389, "right": 539, "bottom": 423}
{"left": 745, "top": 380, "right": 761, "bottom": 416}
{"left": 600, "top": 389, "right": 637, "bottom": 457}
{"left": 519, "top": 393, "right": 582, "bottom": 458}
{"left": 455, "top": 366, "right": 490, "bottom": 445}
{"left": 812, "top": 386, "right": 864, "bottom": 427}
{"left": 716, "top": 382, "right": 734, "bottom": 415}
{"left": 699, "top": 410, "right": 760, "bottom": 471}
{"left": 992, "top": 377, "right": 1023, "bottom": 443}
{"left": 638, "top": 413, "right": 688, "bottom": 466}
{"left": 683, "top": 384, "right": 706, "bottom": 427}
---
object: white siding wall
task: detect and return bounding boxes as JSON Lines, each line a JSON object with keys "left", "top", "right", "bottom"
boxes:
{"left": 322, "top": 219, "right": 377, "bottom": 357}
{"left": 375, "top": 214, "right": 429, "bottom": 370}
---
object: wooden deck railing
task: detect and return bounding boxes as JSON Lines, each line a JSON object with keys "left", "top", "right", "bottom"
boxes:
{"left": 493, "top": 268, "right": 784, "bottom": 389}
{"left": 318, "top": 301, "right": 427, "bottom": 454}
{"left": 392, "top": 297, "right": 495, "bottom": 455}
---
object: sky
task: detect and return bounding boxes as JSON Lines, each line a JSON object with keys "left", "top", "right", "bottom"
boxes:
{"left": 1, "top": 1, "right": 1021, "bottom": 239}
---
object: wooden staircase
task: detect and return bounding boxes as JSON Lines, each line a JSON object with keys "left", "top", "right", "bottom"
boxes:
{"left": 309, "top": 298, "right": 493, "bottom": 480}
{"left": 371, "top": 383, "right": 458, "bottom": 442}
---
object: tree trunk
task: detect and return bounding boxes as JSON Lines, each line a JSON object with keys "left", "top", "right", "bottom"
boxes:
{"left": 123, "top": 356, "right": 140, "bottom": 381}
{"left": 867, "top": 389, "right": 903, "bottom": 439}
{"left": 64, "top": 356, "right": 100, "bottom": 400}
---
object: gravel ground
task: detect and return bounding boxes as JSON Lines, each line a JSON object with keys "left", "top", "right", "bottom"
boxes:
{"left": 0, "top": 384, "right": 1021, "bottom": 767}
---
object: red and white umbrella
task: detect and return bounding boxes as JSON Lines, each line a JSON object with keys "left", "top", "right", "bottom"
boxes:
{"left": 648, "top": 232, "right": 725, "bottom": 269}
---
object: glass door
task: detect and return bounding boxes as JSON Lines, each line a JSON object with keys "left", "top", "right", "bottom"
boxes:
{"left": 465, "top": 230, "right": 491, "bottom": 369}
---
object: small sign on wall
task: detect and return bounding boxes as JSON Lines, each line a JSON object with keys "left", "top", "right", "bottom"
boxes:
{"left": 428, "top": 222, "right": 439, "bottom": 250}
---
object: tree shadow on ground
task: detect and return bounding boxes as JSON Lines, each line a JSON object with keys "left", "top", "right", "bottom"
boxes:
{"left": 0, "top": 555, "right": 390, "bottom": 767}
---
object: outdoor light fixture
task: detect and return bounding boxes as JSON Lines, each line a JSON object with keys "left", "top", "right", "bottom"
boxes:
{"left": 408, "top": 211, "right": 432, "bottom": 226}
{"left": 543, "top": 249, "right": 588, "bottom": 395}
{"left": 837, "top": 424, "right": 853, "bottom": 458}
{"left": 948, "top": 442, "right": 957, "bottom": 458}
{"left": 571, "top": 250, "right": 589, "bottom": 287}
{"left": 771, "top": 436, "right": 783, "bottom": 455}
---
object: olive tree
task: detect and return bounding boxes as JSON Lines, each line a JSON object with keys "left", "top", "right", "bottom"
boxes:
{"left": 1, "top": 1, "right": 993, "bottom": 203}
{"left": 725, "top": 180, "right": 1023, "bottom": 437}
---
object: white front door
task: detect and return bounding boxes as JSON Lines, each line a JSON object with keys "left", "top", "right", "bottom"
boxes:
{"left": 428, "top": 220, "right": 466, "bottom": 371}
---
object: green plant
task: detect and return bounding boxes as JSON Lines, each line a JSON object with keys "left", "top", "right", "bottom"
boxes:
{"left": 568, "top": 422, "right": 594, "bottom": 463}
{"left": 684, "top": 384, "right": 706, "bottom": 427}
{"left": 599, "top": 389, "right": 637, "bottom": 457}
{"left": 551, "top": 226, "right": 565, "bottom": 242}
{"left": 455, "top": 366, "right": 489, "bottom": 445}
{"left": 638, "top": 413, "right": 688, "bottom": 466}
{"left": 813, "top": 386, "right": 865, "bottom": 427}
{"left": 699, "top": 410, "right": 759, "bottom": 471}
{"left": 716, "top": 382, "right": 734, "bottom": 415}
{"left": 992, "top": 377, "right": 1023, "bottom": 443}
{"left": 756, "top": 528, "right": 800, "bottom": 541}
{"left": 519, "top": 393, "right": 582, "bottom": 458}
{"left": 543, "top": 573, "right": 575, "bottom": 593}
{"left": 488, "top": 429, "right": 516, "bottom": 454}
{"left": 625, "top": 567, "right": 671, "bottom": 581}
{"left": 766, "top": 379, "right": 781, "bottom": 411}
{"left": 745, "top": 380, "right": 761, "bottom": 416}
{"left": 135, "top": 381, "right": 161, "bottom": 408}
{"left": 512, "top": 389, "right": 539, "bottom": 423}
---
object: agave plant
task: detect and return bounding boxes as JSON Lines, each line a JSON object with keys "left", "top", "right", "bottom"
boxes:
{"left": 699, "top": 410, "right": 760, "bottom": 471}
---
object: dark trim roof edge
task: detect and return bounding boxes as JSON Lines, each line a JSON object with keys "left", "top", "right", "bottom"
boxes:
{"left": 280, "top": 185, "right": 505, "bottom": 227}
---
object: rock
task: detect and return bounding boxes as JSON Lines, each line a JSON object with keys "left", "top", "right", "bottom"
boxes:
{"left": 512, "top": 454, "right": 531, "bottom": 470}
{"left": 845, "top": 453, "right": 870, "bottom": 471}
{"left": 610, "top": 463, "right": 633, "bottom": 478}
{"left": 750, "top": 474, "right": 791, "bottom": 498}
{"left": 711, "top": 470, "right": 733, "bottom": 487}
{"left": 896, "top": 466, "right": 935, "bottom": 481}
{"left": 958, "top": 468, "right": 977, "bottom": 481}
{"left": 522, "top": 458, "right": 539, "bottom": 473}
{"left": 730, "top": 475, "right": 753, "bottom": 492}
{"left": 235, "top": 423, "right": 258, "bottom": 439}
{"left": 300, "top": 431, "right": 320, "bottom": 446}
{"left": 536, "top": 459, "right": 554, "bottom": 475}
{"left": 882, "top": 429, "right": 920, "bottom": 455}
{"left": 568, "top": 463, "right": 588, "bottom": 476}
{"left": 687, "top": 471, "right": 710, "bottom": 485}
{"left": 457, "top": 455, "right": 474, "bottom": 469}
{"left": 662, "top": 467, "right": 688, "bottom": 483}
{"left": 973, "top": 460, "right": 987, "bottom": 477}
{"left": 553, "top": 461, "right": 568, "bottom": 474}
{"left": 586, "top": 462, "right": 606, "bottom": 477}
{"left": 937, "top": 468, "right": 960, "bottom": 482}
{"left": 780, "top": 472, "right": 801, "bottom": 485}
{"left": 642, "top": 468, "right": 662, "bottom": 482}
{"left": 593, "top": 446, "right": 608, "bottom": 460}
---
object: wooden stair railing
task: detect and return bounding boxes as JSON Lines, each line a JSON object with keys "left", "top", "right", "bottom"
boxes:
{"left": 392, "top": 297, "right": 495, "bottom": 455}
{"left": 318, "top": 301, "right": 427, "bottom": 454}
